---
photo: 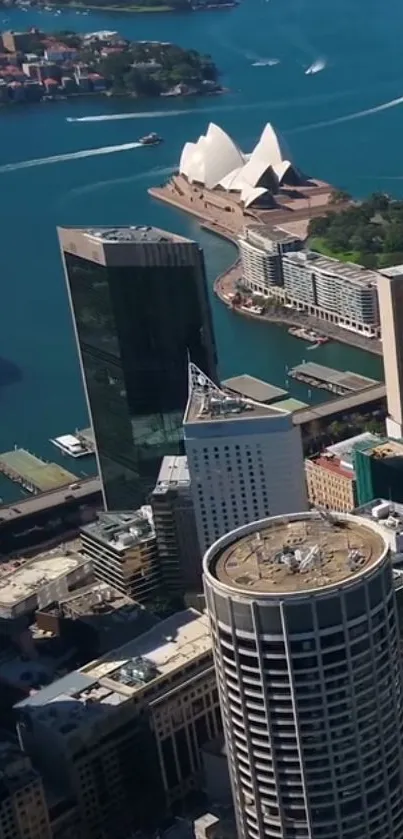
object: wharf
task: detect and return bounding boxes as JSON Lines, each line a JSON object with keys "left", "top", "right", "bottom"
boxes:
{"left": 289, "top": 362, "right": 379, "bottom": 395}
{"left": 0, "top": 449, "right": 78, "bottom": 494}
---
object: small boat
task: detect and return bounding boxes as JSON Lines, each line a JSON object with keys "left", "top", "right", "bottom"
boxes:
{"left": 138, "top": 132, "right": 163, "bottom": 146}
{"left": 305, "top": 59, "right": 326, "bottom": 75}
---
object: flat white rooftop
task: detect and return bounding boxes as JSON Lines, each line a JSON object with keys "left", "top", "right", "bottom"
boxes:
{"left": 0, "top": 549, "right": 86, "bottom": 611}
{"left": 16, "top": 610, "right": 213, "bottom": 736}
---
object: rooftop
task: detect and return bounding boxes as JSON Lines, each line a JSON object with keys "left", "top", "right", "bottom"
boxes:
{"left": 0, "top": 544, "right": 89, "bottom": 615}
{"left": 242, "top": 225, "right": 302, "bottom": 244}
{"left": 365, "top": 439, "right": 403, "bottom": 460}
{"left": 16, "top": 609, "right": 212, "bottom": 733}
{"left": 326, "top": 432, "right": 381, "bottom": 468}
{"left": 380, "top": 264, "right": 403, "bottom": 279}
{"left": 81, "top": 506, "right": 154, "bottom": 553}
{"left": 290, "top": 362, "right": 378, "bottom": 392}
{"left": 153, "top": 455, "right": 190, "bottom": 494}
{"left": 185, "top": 364, "right": 287, "bottom": 425}
{"left": 284, "top": 250, "right": 381, "bottom": 288}
{"left": 272, "top": 397, "right": 309, "bottom": 412}
{"left": 57, "top": 582, "right": 158, "bottom": 651}
{"left": 308, "top": 455, "right": 356, "bottom": 480}
{"left": 207, "top": 512, "right": 387, "bottom": 595}
{"left": 222, "top": 374, "right": 286, "bottom": 404}
{"left": 83, "top": 225, "right": 188, "bottom": 245}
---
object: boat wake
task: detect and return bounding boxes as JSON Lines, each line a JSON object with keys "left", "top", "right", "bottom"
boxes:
{"left": 305, "top": 58, "right": 326, "bottom": 75}
{"left": 66, "top": 89, "right": 362, "bottom": 125}
{"left": 290, "top": 93, "right": 403, "bottom": 134}
{"left": 0, "top": 141, "right": 143, "bottom": 174}
{"left": 252, "top": 58, "right": 280, "bottom": 67}
{"left": 65, "top": 164, "right": 177, "bottom": 200}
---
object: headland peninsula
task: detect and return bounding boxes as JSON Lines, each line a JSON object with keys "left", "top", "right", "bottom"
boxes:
{"left": 0, "top": 26, "right": 221, "bottom": 103}
{"left": 1, "top": 0, "right": 238, "bottom": 13}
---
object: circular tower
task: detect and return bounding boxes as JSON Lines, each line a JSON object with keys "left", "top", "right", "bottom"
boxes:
{"left": 203, "top": 511, "right": 403, "bottom": 839}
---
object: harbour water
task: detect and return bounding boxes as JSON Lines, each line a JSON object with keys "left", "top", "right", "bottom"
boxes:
{"left": 1, "top": 0, "right": 401, "bottom": 499}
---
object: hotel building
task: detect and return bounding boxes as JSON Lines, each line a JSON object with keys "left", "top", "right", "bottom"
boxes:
{"left": 238, "top": 226, "right": 302, "bottom": 296}
{"left": 15, "top": 610, "right": 221, "bottom": 839}
{"left": 184, "top": 364, "right": 307, "bottom": 555}
{"left": 305, "top": 454, "right": 357, "bottom": 513}
{"left": 282, "top": 251, "right": 380, "bottom": 337}
{"left": 58, "top": 226, "right": 217, "bottom": 510}
{"left": 203, "top": 511, "right": 403, "bottom": 839}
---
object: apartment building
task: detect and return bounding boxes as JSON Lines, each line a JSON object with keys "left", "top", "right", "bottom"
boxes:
{"left": 80, "top": 507, "right": 160, "bottom": 603}
{"left": 151, "top": 456, "right": 201, "bottom": 594}
{"left": 15, "top": 610, "right": 221, "bottom": 839}
{"left": 238, "top": 226, "right": 302, "bottom": 296}
{"left": 282, "top": 251, "right": 380, "bottom": 336}
{"left": 305, "top": 454, "right": 357, "bottom": 512}
{"left": 0, "top": 737, "right": 51, "bottom": 839}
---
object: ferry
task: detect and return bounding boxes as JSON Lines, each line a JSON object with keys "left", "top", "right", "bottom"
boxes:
{"left": 50, "top": 433, "right": 93, "bottom": 458}
{"left": 138, "top": 132, "right": 163, "bottom": 146}
{"left": 288, "top": 326, "right": 329, "bottom": 345}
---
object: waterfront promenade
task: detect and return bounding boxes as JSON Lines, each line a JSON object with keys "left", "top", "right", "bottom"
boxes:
{"left": 214, "top": 259, "right": 383, "bottom": 356}
{"left": 148, "top": 177, "right": 382, "bottom": 355}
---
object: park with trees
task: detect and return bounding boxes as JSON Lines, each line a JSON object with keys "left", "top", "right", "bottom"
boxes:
{"left": 308, "top": 192, "right": 403, "bottom": 269}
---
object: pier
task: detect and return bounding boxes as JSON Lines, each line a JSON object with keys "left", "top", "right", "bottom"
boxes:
{"left": 289, "top": 362, "right": 379, "bottom": 395}
{"left": 0, "top": 449, "right": 78, "bottom": 494}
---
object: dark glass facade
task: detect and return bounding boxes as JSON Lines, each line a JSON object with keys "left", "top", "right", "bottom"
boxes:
{"left": 64, "top": 249, "right": 217, "bottom": 509}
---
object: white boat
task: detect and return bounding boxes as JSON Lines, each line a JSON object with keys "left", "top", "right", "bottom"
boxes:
{"left": 50, "top": 433, "right": 93, "bottom": 458}
{"left": 305, "top": 59, "right": 326, "bottom": 75}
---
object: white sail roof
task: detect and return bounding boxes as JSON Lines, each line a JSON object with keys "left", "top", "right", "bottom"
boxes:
{"left": 178, "top": 121, "right": 299, "bottom": 207}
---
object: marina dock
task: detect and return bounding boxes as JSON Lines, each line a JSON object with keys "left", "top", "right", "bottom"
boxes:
{"left": 0, "top": 448, "right": 78, "bottom": 494}
{"left": 289, "top": 362, "right": 379, "bottom": 395}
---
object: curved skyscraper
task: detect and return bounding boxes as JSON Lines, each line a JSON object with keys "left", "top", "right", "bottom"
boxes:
{"left": 203, "top": 511, "right": 403, "bottom": 839}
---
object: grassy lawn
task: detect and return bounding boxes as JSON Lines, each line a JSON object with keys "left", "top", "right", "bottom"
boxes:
{"left": 309, "top": 237, "right": 362, "bottom": 264}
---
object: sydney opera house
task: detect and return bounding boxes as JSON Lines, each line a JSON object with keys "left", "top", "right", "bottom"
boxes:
{"left": 178, "top": 121, "right": 302, "bottom": 208}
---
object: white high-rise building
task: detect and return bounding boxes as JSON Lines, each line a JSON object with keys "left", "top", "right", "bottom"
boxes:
{"left": 238, "top": 226, "right": 303, "bottom": 297}
{"left": 203, "top": 510, "right": 403, "bottom": 839}
{"left": 183, "top": 364, "right": 307, "bottom": 554}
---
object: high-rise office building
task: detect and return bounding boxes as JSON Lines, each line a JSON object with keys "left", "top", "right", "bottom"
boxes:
{"left": 16, "top": 610, "right": 220, "bottom": 839}
{"left": 203, "top": 510, "right": 403, "bottom": 839}
{"left": 184, "top": 364, "right": 307, "bottom": 554}
{"left": 377, "top": 267, "right": 403, "bottom": 438}
{"left": 151, "top": 455, "right": 201, "bottom": 594}
{"left": 58, "top": 226, "right": 217, "bottom": 509}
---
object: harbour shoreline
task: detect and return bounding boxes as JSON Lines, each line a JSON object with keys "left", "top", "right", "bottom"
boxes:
{"left": 149, "top": 184, "right": 382, "bottom": 358}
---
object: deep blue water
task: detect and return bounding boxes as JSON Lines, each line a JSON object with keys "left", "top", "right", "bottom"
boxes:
{"left": 0, "top": 0, "right": 400, "bottom": 499}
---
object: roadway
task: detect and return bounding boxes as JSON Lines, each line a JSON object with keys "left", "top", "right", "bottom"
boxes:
{"left": 0, "top": 476, "right": 102, "bottom": 522}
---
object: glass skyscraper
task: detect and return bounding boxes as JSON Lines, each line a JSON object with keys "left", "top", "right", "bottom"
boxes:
{"left": 58, "top": 226, "right": 217, "bottom": 510}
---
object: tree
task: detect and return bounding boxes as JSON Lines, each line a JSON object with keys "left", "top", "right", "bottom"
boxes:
{"left": 308, "top": 215, "right": 331, "bottom": 237}
{"left": 329, "top": 188, "right": 351, "bottom": 205}
{"left": 358, "top": 252, "right": 378, "bottom": 269}
{"left": 366, "top": 191, "right": 390, "bottom": 215}
{"left": 384, "top": 223, "right": 403, "bottom": 253}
